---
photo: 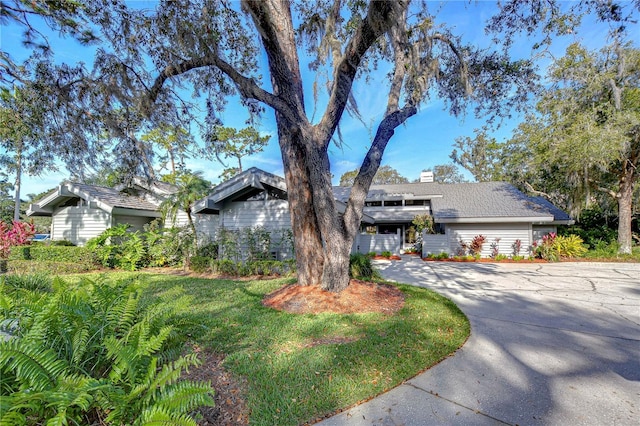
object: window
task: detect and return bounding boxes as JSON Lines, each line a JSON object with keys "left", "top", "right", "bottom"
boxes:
{"left": 378, "top": 224, "right": 400, "bottom": 234}
{"left": 404, "top": 199, "right": 426, "bottom": 206}
{"left": 384, "top": 200, "right": 402, "bottom": 206}
{"left": 365, "top": 200, "right": 382, "bottom": 207}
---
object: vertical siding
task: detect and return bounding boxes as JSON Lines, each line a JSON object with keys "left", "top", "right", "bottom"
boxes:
{"left": 221, "top": 200, "right": 291, "bottom": 230}
{"left": 194, "top": 214, "right": 219, "bottom": 243}
{"left": 422, "top": 234, "right": 449, "bottom": 256}
{"left": 446, "top": 223, "right": 532, "bottom": 257}
{"left": 352, "top": 233, "right": 402, "bottom": 254}
{"left": 52, "top": 206, "right": 111, "bottom": 246}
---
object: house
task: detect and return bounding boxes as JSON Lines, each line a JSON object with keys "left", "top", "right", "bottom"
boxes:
{"left": 25, "top": 178, "right": 215, "bottom": 246}
{"left": 28, "top": 168, "right": 572, "bottom": 257}
{"left": 335, "top": 181, "right": 573, "bottom": 257}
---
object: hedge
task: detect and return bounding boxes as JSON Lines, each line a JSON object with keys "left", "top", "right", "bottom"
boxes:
{"left": 190, "top": 256, "right": 296, "bottom": 276}
{"left": 8, "top": 245, "right": 98, "bottom": 269}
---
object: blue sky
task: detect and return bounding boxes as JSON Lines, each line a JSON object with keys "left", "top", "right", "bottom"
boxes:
{"left": 1, "top": 0, "right": 632, "bottom": 196}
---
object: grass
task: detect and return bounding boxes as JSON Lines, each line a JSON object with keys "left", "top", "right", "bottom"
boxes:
{"left": 71, "top": 272, "right": 469, "bottom": 425}
{"left": 581, "top": 243, "right": 640, "bottom": 262}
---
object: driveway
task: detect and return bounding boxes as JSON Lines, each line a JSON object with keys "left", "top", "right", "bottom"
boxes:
{"left": 318, "top": 258, "right": 640, "bottom": 425}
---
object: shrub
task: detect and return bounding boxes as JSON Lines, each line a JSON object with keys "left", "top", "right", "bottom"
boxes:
{"left": 51, "top": 239, "right": 76, "bottom": 246}
{"left": 367, "top": 252, "right": 377, "bottom": 258}
{"left": 495, "top": 253, "right": 509, "bottom": 261}
{"left": 533, "top": 232, "right": 558, "bottom": 261}
{"left": 512, "top": 239, "right": 522, "bottom": 257}
{"left": 490, "top": 238, "right": 501, "bottom": 258}
{"left": 0, "top": 275, "right": 214, "bottom": 424}
{"left": 349, "top": 253, "right": 380, "bottom": 280}
{"left": 554, "top": 234, "right": 588, "bottom": 258}
{"left": 145, "top": 226, "right": 193, "bottom": 267}
{"left": 190, "top": 256, "right": 210, "bottom": 273}
{"left": 381, "top": 251, "right": 392, "bottom": 258}
{"left": 88, "top": 225, "right": 148, "bottom": 270}
{"left": 456, "top": 240, "right": 468, "bottom": 256}
{"left": 469, "top": 235, "right": 487, "bottom": 256}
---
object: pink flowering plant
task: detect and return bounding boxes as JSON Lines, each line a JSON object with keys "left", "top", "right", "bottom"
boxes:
{"left": 533, "top": 232, "right": 558, "bottom": 261}
{"left": 0, "top": 220, "right": 36, "bottom": 261}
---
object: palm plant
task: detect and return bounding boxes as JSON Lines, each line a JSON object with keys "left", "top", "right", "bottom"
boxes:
{"left": 161, "top": 171, "right": 211, "bottom": 246}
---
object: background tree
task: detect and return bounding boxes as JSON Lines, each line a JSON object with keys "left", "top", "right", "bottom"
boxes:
{"left": 503, "top": 42, "right": 639, "bottom": 254}
{"left": 204, "top": 126, "right": 270, "bottom": 180}
{"left": 339, "top": 165, "right": 409, "bottom": 187}
{"left": 0, "top": 85, "right": 54, "bottom": 221}
{"left": 424, "top": 164, "right": 468, "bottom": 184}
{"left": 450, "top": 130, "right": 507, "bottom": 182}
{"left": 140, "top": 124, "right": 194, "bottom": 176}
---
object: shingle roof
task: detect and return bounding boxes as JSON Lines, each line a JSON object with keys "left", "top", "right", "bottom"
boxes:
{"left": 333, "top": 181, "right": 572, "bottom": 223}
{"left": 67, "top": 183, "right": 161, "bottom": 211}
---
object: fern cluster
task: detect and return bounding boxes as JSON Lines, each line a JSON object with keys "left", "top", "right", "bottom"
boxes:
{"left": 0, "top": 274, "right": 214, "bottom": 425}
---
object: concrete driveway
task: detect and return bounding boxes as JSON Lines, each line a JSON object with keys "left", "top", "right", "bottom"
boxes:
{"left": 318, "top": 258, "right": 640, "bottom": 425}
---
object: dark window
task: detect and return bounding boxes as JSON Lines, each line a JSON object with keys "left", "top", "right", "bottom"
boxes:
{"left": 384, "top": 200, "right": 402, "bottom": 206}
{"left": 434, "top": 223, "right": 446, "bottom": 235}
{"left": 365, "top": 200, "right": 382, "bottom": 207}
{"left": 404, "top": 199, "right": 425, "bottom": 206}
{"left": 378, "top": 224, "right": 400, "bottom": 234}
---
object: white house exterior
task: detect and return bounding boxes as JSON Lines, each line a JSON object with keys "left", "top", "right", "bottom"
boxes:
{"left": 28, "top": 168, "right": 572, "bottom": 256}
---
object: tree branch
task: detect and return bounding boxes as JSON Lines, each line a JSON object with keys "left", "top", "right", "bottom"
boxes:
{"left": 144, "top": 54, "right": 297, "bottom": 124}
{"left": 316, "top": 0, "right": 409, "bottom": 144}
{"left": 524, "top": 182, "right": 553, "bottom": 199}
{"left": 342, "top": 105, "right": 418, "bottom": 235}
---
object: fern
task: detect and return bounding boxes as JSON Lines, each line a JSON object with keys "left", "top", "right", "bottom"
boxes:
{"left": 0, "top": 340, "right": 68, "bottom": 391}
{"left": 134, "top": 406, "right": 198, "bottom": 426}
{"left": 0, "top": 275, "right": 213, "bottom": 424}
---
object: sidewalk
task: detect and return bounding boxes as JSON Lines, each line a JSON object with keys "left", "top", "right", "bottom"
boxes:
{"left": 316, "top": 257, "right": 640, "bottom": 425}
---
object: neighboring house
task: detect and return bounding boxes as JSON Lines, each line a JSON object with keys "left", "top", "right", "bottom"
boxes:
{"left": 28, "top": 168, "right": 572, "bottom": 257}
{"left": 25, "top": 178, "right": 218, "bottom": 246}
{"left": 26, "top": 181, "right": 165, "bottom": 246}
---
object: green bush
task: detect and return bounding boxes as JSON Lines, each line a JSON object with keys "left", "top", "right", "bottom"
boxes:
{"left": 190, "top": 256, "right": 210, "bottom": 273}
{"left": 145, "top": 225, "right": 193, "bottom": 267}
{"left": 7, "top": 259, "right": 99, "bottom": 274}
{"left": 554, "top": 234, "right": 588, "bottom": 258}
{"left": 381, "top": 251, "right": 392, "bottom": 258}
{"left": 349, "top": 253, "right": 380, "bottom": 280}
{"left": 87, "top": 225, "right": 148, "bottom": 270}
{"left": 0, "top": 275, "right": 214, "bottom": 425}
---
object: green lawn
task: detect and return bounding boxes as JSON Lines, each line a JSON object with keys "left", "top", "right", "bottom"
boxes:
{"left": 131, "top": 272, "right": 469, "bottom": 425}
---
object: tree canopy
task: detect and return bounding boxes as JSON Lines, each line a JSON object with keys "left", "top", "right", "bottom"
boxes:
{"left": 339, "top": 165, "right": 409, "bottom": 187}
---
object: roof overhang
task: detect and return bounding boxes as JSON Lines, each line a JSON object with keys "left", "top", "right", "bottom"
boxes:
{"left": 112, "top": 207, "right": 162, "bottom": 218}
{"left": 436, "top": 216, "right": 555, "bottom": 224}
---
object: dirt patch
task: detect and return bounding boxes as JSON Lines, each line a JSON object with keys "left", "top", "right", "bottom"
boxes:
{"left": 182, "top": 346, "right": 250, "bottom": 426}
{"left": 262, "top": 279, "right": 405, "bottom": 315}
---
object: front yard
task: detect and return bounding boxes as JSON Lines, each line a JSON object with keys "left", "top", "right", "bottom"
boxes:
{"left": 0, "top": 270, "right": 470, "bottom": 425}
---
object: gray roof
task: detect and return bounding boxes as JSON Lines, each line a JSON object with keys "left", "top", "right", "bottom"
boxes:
{"left": 27, "top": 182, "right": 161, "bottom": 216}
{"left": 333, "top": 181, "right": 572, "bottom": 223}
{"left": 69, "top": 183, "right": 160, "bottom": 211}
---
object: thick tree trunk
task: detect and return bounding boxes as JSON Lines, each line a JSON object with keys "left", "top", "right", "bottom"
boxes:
{"left": 617, "top": 168, "right": 635, "bottom": 255}
{"left": 276, "top": 124, "right": 325, "bottom": 287}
